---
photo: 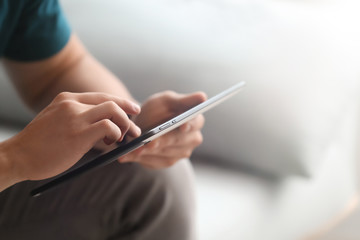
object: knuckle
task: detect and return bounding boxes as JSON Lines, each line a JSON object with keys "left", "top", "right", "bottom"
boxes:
{"left": 55, "top": 92, "right": 72, "bottom": 101}
{"left": 58, "top": 100, "right": 77, "bottom": 112}
{"left": 163, "top": 90, "right": 176, "bottom": 96}
{"left": 105, "top": 101, "right": 119, "bottom": 111}
{"left": 162, "top": 90, "right": 177, "bottom": 100}
{"left": 100, "top": 119, "right": 115, "bottom": 131}
{"left": 147, "top": 91, "right": 177, "bottom": 105}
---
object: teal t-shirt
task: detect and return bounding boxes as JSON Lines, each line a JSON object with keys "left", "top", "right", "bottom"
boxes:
{"left": 0, "top": 0, "right": 71, "bottom": 61}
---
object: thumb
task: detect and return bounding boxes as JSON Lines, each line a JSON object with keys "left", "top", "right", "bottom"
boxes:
{"left": 173, "top": 92, "right": 207, "bottom": 113}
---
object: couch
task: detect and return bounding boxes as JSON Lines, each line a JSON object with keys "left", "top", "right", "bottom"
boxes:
{"left": 1, "top": 0, "right": 360, "bottom": 239}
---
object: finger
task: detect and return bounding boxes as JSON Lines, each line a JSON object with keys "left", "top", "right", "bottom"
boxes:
{"left": 136, "top": 155, "right": 180, "bottom": 169}
{"left": 119, "top": 126, "right": 203, "bottom": 163}
{"left": 148, "top": 121, "right": 204, "bottom": 147}
{"left": 117, "top": 147, "right": 144, "bottom": 163}
{"left": 71, "top": 92, "right": 141, "bottom": 115}
{"left": 86, "top": 119, "right": 122, "bottom": 145}
{"left": 82, "top": 101, "right": 141, "bottom": 140}
{"left": 168, "top": 130, "right": 203, "bottom": 149}
{"left": 145, "top": 145, "right": 194, "bottom": 159}
{"left": 127, "top": 120, "right": 142, "bottom": 138}
{"left": 179, "top": 114, "right": 205, "bottom": 132}
{"left": 171, "top": 92, "right": 207, "bottom": 113}
{"left": 117, "top": 138, "right": 162, "bottom": 163}
{"left": 93, "top": 139, "right": 119, "bottom": 152}
{"left": 136, "top": 130, "right": 203, "bottom": 158}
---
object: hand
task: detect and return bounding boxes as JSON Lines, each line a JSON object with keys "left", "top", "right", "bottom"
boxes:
{"left": 118, "top": 91, "right": 207, "bottom": 169}
{"left": 1, "top": 92, "right": 141, "bottom": 182}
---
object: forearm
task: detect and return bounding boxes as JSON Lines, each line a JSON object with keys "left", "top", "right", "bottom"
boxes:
{"left": 33, "top": 46, "right": 136, "bottom": 111}
{"left": 3, "top": 35, "right": 136, "bottom": 112}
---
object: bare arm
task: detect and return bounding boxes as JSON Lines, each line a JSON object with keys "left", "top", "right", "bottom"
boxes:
{"left": 3, "top": 34, "right": 135, "bottom": 112}
{"left": 4, "top": 34, "right": 206, "bottom": 169}
{"left": 0, "top": 34, "right": 205, "bottom": 192}
{"left": 0, "top": 35, "right": 142, "bottom": 192}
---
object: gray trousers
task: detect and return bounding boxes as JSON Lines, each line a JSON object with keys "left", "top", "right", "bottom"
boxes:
{"left": 0, "top": 154, "right": 196, "bottom": 240}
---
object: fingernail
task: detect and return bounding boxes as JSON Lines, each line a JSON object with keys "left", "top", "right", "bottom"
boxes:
{"left": 133, "top": 104, "right": 141, "bottom": 113}
{"left": 135, "top": 126, "right": 142, "bottom": 135}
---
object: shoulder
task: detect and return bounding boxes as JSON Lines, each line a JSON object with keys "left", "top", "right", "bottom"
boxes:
{"left": 3, "top": 0, "right": 72, "bottom": 61}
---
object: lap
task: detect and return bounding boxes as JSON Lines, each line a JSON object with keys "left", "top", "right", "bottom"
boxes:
{"left": 0, "top": 151, "right": 196, "bottom": 240}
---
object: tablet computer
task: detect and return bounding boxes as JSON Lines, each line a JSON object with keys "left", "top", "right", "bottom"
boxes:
{"left": 30, "top": 81, "right": 246, "bottom": 197}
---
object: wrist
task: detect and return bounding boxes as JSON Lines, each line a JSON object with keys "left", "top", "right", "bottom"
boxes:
{"left": 0, "top": 139, "right": 25, "bottom": 192}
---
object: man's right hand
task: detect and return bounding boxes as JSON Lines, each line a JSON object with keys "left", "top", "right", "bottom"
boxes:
{"left": 0, "top": 92, "right": 141, "bottom": 190}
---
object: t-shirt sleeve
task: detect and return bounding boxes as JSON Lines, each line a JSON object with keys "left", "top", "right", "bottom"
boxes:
{"left": 3, "top": 0, "right": 71, "bottom": 61}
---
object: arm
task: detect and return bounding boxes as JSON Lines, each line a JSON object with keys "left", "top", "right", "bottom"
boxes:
{"left": 3, "top": 35, "right": 136, "bottom": 112}
{"left": 0, "top": 35, "right": 143, "bottom": 192}
{"left": 0, "top": 91, "right": 141, "bottom": 192}
{"left": 119, "top": 91, "right": 206, "bottom": 168}
{"left": 4, "top": 33, "right": 207, "bottom": 167}
{"left": 0, "top": 34, "right": 205, "bottom": 192}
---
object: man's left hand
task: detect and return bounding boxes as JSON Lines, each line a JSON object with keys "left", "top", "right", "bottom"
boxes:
{"left": 118, "top": 91, "right": 207, "bottom": 169}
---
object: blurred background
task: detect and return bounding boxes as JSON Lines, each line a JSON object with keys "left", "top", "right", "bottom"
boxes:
{"left": 1, "top": 0, "right": 360, "bottom": 239}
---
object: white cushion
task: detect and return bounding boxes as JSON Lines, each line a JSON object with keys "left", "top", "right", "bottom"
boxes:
{"left": 61, "top": 0, "right": 360, "bottom": 176}
{"left": 0, "top": 66, "right": 34, "bottom": 124}
{"left": 1, "top": 0, "right": 358, "bottom": 176}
